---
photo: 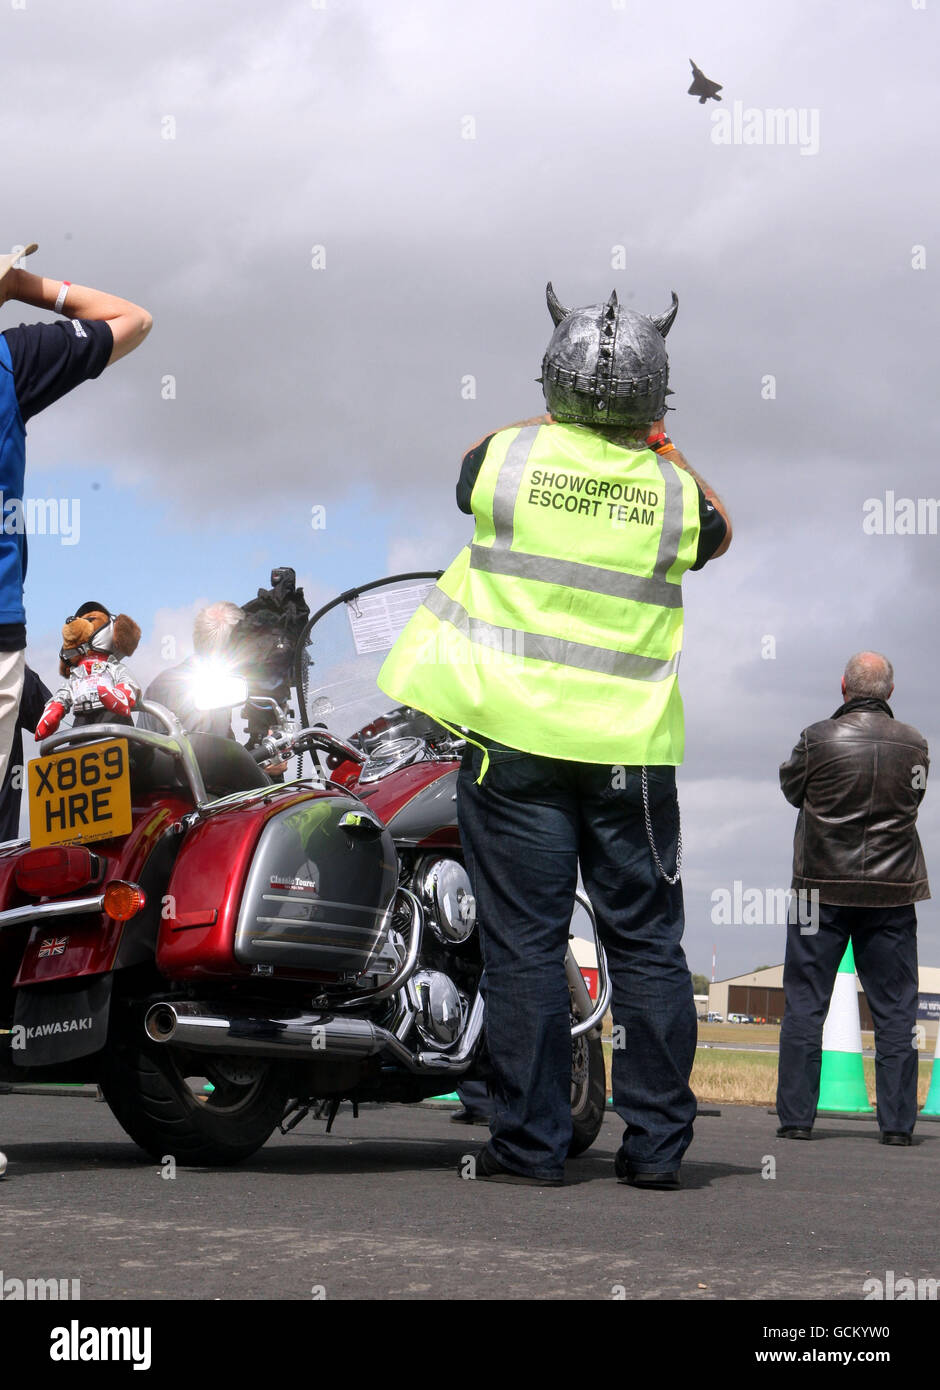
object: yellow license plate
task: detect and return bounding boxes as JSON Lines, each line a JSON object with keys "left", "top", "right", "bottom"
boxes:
{"left": 29, "top": 739, "right": 132, "bottom": 849}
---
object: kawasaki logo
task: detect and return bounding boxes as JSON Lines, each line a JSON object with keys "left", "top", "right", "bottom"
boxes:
{"left": 11, "top": 1017, "right": 93, "bottom": 1049}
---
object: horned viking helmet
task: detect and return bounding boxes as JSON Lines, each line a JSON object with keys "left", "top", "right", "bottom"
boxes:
{"left": 540, "top": 283, "right": 678, "bottom": 428}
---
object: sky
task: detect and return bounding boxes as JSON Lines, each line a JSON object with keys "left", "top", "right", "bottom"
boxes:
{"left": 4, "top": 0, "right": 938, "bottom": 979}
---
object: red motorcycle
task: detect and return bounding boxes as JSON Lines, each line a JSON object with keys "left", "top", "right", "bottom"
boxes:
{"left": 0, "top": 574, "right": 608, "bottom": 1164}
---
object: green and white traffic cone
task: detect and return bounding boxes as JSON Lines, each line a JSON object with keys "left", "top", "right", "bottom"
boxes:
{"left": 817, "top": 941, "right": 873, "bottom": 1114}
{"left": 920, "top": 1024, "right": 940, "bottom": 1116}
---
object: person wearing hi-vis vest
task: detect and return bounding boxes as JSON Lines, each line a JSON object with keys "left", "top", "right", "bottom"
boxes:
{"left": 378, "top": 283, "right": 732, "bottom": 1187}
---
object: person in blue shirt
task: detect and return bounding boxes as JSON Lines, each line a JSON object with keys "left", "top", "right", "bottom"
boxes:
{"left": 0, "top": 242, "right": 151, "bottom": 782}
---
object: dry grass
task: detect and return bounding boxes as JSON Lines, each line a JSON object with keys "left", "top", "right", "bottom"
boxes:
{"left": 697, "top": 1023, "right": 781, "bottom": 1046}
{"left": 692, "top": 1050, "right": 780, "bottom": 1106}
{"left": 602, "top": 1042, "right": 934, "bottom": 1108}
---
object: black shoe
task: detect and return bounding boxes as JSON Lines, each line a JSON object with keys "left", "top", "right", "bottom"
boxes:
{"left": 880, "top": 1131, "right": 913, "bottom": 1146}
{"left": 465, "top": 1146, "right": 564, "bottom": 1187}
{"left": 776, "top": 1126, "right": 813, "bottom": 1140}
{"left": 614, "top": 1149, "right": 681, "bottom": 1189}
{"left": 450, "top": 1107, "right": 491, "bottom": 1126}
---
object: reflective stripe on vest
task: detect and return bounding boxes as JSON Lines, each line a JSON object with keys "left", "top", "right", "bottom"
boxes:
{"left": 377, "top": 422, "right": 702, "bottom": 764}
{"left": 471, "top": 423, "right": 685, "bottom": 608}
{"left": 422, "top": 585, "right": 680, "bottom": 682}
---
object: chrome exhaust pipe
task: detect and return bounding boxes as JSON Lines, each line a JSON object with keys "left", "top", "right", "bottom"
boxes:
{"left": 145, "top": 1001, "right": 400, "bottom": 1060}
{"left": 143, "top": 999, "right": 477, "bottom": 1074}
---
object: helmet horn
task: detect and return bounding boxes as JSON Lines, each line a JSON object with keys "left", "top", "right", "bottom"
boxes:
{"left": 545, "top": 282, "right": 569, "bottom": 327}
{"left": 651, "top": 291, "right": 679, "bottom": 338}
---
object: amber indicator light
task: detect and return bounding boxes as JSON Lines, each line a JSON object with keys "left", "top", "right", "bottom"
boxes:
{"left": 103, "top": 880, "right": 146, "bottom": 921}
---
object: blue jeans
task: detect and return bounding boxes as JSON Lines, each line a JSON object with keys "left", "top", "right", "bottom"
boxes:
{"left": 456, "top": 1076, "right": 494, "bottom": 1117}
{"left": 457, "top": 744, "right": 697, "bottom": 1181}
{"left": 776, "top": 903, "right": 919, "bottom": 1133}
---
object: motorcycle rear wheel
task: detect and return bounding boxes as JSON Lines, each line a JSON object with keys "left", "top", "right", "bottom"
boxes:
{"left": 568, "top": 1023, "right": 607, "bottom": 1157}
{"left": 100, "top": 1041, "right": 292, "bottom": 1166}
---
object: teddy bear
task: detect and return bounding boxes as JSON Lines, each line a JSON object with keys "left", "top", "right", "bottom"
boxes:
{"left": 35, "top": 604, "right": 142, "bottom": 740}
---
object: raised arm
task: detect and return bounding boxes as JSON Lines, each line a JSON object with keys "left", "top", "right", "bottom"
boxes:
{"left": 1, "top": 267, "right": 152, "bottom": 365}
{"left": 661, "top": 447, "right": 732, "bottom": 556}
{"left": 646, "top": 422, "right": 732, "bottom": 557}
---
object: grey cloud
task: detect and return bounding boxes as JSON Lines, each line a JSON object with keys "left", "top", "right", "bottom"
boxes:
{"left": 6, "top": 0, "right": 938, "bottom": 974}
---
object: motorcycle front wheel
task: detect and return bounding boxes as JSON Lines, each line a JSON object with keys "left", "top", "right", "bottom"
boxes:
{"left": 99, "top": 1040, "right": 293, "bottom": 1166}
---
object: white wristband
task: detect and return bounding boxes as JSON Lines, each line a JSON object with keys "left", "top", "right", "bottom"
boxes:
{"left": 54, "top": 281, "right": 71, "bottom": 314}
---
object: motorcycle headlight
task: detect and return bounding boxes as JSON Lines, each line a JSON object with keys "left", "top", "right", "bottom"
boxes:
{"left": 189, "top": 659, "right": 249, "bottom": 711}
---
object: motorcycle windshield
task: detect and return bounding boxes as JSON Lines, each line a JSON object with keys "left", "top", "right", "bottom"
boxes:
{"left": 292, "top": 571, "right": 596, "bottom": 951}
{"left": 294, "top": 571, "right": 446, "bottom": 753}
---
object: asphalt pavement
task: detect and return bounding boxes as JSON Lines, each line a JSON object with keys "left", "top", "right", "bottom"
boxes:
{"left": 1, "top": 1089, "right": 937, "bottom": 1304}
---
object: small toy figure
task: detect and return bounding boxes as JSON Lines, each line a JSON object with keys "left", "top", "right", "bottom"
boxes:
{"left": 35, "top": 605, "right": 142, "bottom": 740}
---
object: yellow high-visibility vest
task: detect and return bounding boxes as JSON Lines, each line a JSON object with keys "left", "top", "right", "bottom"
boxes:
{"left": 378, "top": 421, "right": 702, "bottom": 764}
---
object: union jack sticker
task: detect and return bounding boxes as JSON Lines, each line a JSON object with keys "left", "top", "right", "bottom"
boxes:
{"left": 38, "top": 937, "right": 68, "bottom": 958}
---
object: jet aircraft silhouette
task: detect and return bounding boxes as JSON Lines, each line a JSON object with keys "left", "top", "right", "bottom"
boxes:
{"left": 688, "top": 59, "right": 723, "bottom": 104}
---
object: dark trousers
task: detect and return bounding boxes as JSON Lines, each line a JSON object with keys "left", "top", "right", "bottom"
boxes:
{"left": 0, "top": 725, "right": 24, "bottom": 842}
{"left": 776, "top": 903, "right": 919, "bottom": 1133}
{"left": 0, "top": 666, "right": 52, "bottom": 843}
{"left": 457, "top": 745, "right": 697, "bottom": 1181}
{"left": 456, "top": 1077, "right": 493, "bottom": 1118}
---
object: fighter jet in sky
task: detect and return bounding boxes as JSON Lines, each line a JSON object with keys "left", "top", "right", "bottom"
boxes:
{"left": 688, "top": 59, "right": 723, "bottom": 104}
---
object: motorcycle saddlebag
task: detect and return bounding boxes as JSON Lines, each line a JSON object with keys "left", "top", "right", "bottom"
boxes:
{"left": 157, "top": 789, "right": 398, "bottom": 981}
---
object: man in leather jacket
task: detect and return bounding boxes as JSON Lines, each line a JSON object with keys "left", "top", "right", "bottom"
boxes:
{"left": 776, "top": 651, "right": 929, "bottom": 1143}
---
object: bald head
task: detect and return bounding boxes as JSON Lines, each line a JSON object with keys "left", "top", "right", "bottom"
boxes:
{"left": 842, "top": 651, "right": 894, "bottom": 702}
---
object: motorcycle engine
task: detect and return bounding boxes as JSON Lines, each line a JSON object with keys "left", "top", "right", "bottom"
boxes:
{"left": 410, "top": 969, "right": 465, "bottom": 1047}
{"left": 378, "top": 852, "right": 480, "bottom": 1054}
{"left": 414, "top": 856, "right": 476, "bottom": 944}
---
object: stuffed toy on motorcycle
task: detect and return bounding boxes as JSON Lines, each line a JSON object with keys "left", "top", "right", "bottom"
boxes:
{"left": 35, "top": 605, "right": 142, "bottom": 739}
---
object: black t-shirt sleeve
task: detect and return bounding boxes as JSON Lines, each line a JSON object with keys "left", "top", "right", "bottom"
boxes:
{"left": 689, "top": 483, "right": 728, "bottom": 570}
{"left": 456, "top": 435, "right": 495, "bottom": 514}
{"left": 2, "top": 319, "right": 114, "bottom": 424}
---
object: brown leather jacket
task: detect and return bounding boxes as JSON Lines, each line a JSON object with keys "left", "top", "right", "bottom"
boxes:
{"left": 780, "top": 698, "right": 930, "bottom": 906}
